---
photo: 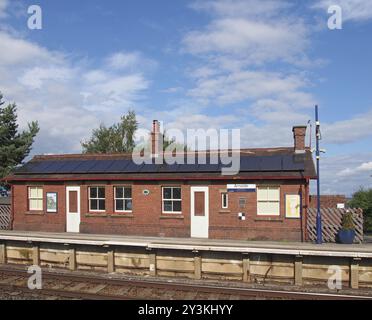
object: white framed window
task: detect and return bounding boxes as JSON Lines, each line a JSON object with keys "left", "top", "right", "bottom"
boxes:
{"left": 257, "top": 186, "right": 280, "bottom": 216}
{"left": 221, "top": 193, "right": 228, "bottom": 209}
{"left": 89, "top": 187, "right": 105, "bottom": 212}
{"left": 28, "top": 186, "right": 43, "bottom": 211}
{"left": 114, "top": 186, "right": 132, "bottom": 212}
{"left": 162, "top": 187, "right": 182, "bottom": 214}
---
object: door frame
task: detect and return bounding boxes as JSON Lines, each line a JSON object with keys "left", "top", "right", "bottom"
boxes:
{"left": 66, "top": 186, "right": 81, "bottom": 233}
{"left": 190, "top": 186, "right": 209, "bottom": 238}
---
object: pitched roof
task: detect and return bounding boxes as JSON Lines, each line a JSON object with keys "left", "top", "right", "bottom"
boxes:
{"left": 4, "top": 147, "right": 316, "bottom": 182}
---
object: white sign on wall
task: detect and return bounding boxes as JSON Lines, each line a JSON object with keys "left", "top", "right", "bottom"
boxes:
{"left": 285, "top": 194, "right": 301, "bottom": 219}
{"left": 227, "top": 184, "right": 256, "bottom": 192}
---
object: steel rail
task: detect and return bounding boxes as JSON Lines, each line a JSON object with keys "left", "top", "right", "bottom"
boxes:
{"left": 0, "top": 265, "right": 371, "bottom": 300}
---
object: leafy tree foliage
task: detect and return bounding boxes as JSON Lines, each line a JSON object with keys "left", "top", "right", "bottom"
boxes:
{"left": 349, "top": 188, "right": 372, "bottom": 233}
{"left": 81, "top": 110, "right": 138, "bottom": 154}
{"left": 0, "top": 92, "right": 40, "bottom": 181}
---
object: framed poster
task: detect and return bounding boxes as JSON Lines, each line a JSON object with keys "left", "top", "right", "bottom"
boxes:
{"left": 285, "top": 194, "right": 301, "bottom": 218}
{"left": 46, "top": 192, "right": 58, "bottom": 213}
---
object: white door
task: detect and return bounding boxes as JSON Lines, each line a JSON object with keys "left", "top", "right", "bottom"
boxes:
{"left": 66, "top": 186, "right": 80, "bottom": 233}
{"left": 191, "top": 186, "right": 209, "bottom": 238}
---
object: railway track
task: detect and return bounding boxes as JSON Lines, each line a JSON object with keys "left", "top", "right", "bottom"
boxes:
{"left": 0, "top": 265, "right": 371, "bottom": 300}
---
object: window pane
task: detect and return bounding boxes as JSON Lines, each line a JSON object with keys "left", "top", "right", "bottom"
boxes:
{"left": 268, "top": 187, "right": 280, "bottom": 201}
{"left": 30, "top": 187, "right": 38, "bottom": 198}
{"left": 37, "top": 188, "right": 43, "bottom": 199}
{"left": 125, "top": 199, "right": 133, "bottom": 211}
{"left": 90, "top": 187, "right": 97, "bottom": 199}
{"left": 115, "top": 187, "right": 124, "bottom": 199}
{"left": 258, "top": 202, "right": 280, "bottom": 215}
{"left": 116, "top": 199, "right": 124, "bottom": 211}
{"left": 163, "top": 201, "right": 173, "bottom": 212}
{"left": 222, "top": 193, "right": 228, "bottom": 208}
{"left": 98, "top": 200, "right": 105, "bottom": 210}
{"left": 173, "top": 200, "right": 182, "bottom": 212}
{"left": 37, "top": 199, "right": 43, "bottom": 210}
{"left": 29, "top": 199, "right": 37, "bottom": 210}
{"left": 267, "top": 202, "right": 280, "bottom": 215}
{"left": 90, "top": 199, "right": 98, "bottom": 210}
{"left": 173, "top": 188, "right": 181, "bottom": 200}
{"left": 163, "top": 188, "right": 172, "bottom": 199}
{"left": 124, "top": 187, "right": 132, "bottom": 199}
{"left": 257, "top": 187, "right": 268, "bottom": 201}
{"left": 98, "top": 187, "right": 105, "bottom": 199}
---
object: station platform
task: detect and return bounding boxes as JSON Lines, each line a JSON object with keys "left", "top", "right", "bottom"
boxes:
{"left": 1, "top": 230, "right": 371, "bottom": 258}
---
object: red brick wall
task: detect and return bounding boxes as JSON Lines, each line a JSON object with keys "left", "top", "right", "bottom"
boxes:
{"left": 309, "top": 195, "right": 347, "bottom": 209}
{"left": 13, "top": 183, "right": 67, "bottom": 232}
{"left": 12, "top": 180, "right": 308, "bottom": 241}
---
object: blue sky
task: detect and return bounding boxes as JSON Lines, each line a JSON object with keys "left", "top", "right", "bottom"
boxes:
{"left": 0, "top": 0, "right": 371, "bottom": 195}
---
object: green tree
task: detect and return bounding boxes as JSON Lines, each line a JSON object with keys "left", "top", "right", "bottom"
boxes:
{"left": 349, "top": 188, "right": 372, "bottom": 233}
{"left": 0, "top": 92, "right": 40, "bottom": 181}
{"left": 81, "top": 110, "right": 138, "bottom": 154}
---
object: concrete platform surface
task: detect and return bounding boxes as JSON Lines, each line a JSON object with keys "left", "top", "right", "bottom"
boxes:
{"left": 1, "top": 230, "right": 372, "bottom": 258}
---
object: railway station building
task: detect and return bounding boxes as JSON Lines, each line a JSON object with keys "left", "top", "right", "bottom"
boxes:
{"left": 4, "top": 122, "right": 316, "bottom": 242}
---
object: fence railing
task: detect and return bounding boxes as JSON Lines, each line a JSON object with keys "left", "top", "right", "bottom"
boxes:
{"left": 307, "top": 208, "right": 364, "bottom": 243}
{"left": 0, "top": 204, "right": 11, "bottom": 230}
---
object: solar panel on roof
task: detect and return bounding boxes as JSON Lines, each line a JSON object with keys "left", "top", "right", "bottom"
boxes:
{"left": 196, "top": 163, "right": 220, "bottom": 172}
{"left": 72, "top": 160, "right": 96, "bottom": 173}
{"left": 282, "top": 155, "right": 304, "bottom": 171}
{"left": 239, "top": 156, "right": 260, "bottom": 172}
{"left": 42, "top": 161, "right": 68, "bottom": 173}
{"left": 88, "top": 160, "right": 116, "bottom": 173}
{"left": 106, "top": 160, "right": 130, "bottom": 172}
{"left": 14, "top": 152, "right": 306, "bottom": 175}
{"left": 259, "top": 156, "right": 282, "bottom": 171}
{"left": 140, "top": 163, "right": 160, "bottom": 173}
{"left": 57, "top": 161, "right": 82, "bottom": 173}
{"left": 122, "top": 161, "right": 144, "bottom": 172}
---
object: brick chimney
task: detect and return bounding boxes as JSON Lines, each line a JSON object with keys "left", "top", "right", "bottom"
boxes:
{"left": 292, "top": 125, "right": 307, "bottom": 153}
{"left": 151, "top": 120, "right": 161, "bottom": 157}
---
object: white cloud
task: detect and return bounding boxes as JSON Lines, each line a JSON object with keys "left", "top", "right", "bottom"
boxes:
{"left": 105, "top": 51, "right": 157, "bottom": 71}
{"left": 338, "top": 161, "right": 372, "bottom": 177}
{"left": 323, "top": 109, "right": 372, "bottom": 144}
{"left": 188, "top": 70, "right": 312, "bottom": 106}
{"left": 0, "top": 31, "right": 62, "bottom": 66}
{"left": 313, "top": 0, "right": 372, "bottom": 22}
{"left": 0, "top": 31, "right": 151, "bottom": 154}
{"left": 183, "top": 18, "right": 308, "bottom": 64}
{"left": 315, "top": 153, "right": 372, "bottom": 195}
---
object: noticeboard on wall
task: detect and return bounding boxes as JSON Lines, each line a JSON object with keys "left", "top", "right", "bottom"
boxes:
{"left": 46, "top": 192, "right": 58, "bottom": 213}
{"left": 285, "top": 194, "right": 301, "bottom": 218}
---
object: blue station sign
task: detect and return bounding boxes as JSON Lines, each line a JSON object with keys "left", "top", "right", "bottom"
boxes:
{"left": 227, "top": 184, "right": 256, "bottom": 192}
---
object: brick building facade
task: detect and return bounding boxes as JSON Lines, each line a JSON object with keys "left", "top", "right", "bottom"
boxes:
{"left": 4, "top": 123, "right": 316, "bottom": 242}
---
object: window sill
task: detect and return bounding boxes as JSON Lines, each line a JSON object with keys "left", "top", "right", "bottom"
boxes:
{"left": 25, "top": 211, "right": 45, "bottom": 216}
{"left": 85, "top": 213, "right": 108, "bottom": 217}
{"left": 160, "top": 215, "right": 185, "bottom": 220}
{"left": 254, "top": 217, "right": 283, "bottom": 222}
{"left": 219, "top": 210, "right": 231, "bottom": 214}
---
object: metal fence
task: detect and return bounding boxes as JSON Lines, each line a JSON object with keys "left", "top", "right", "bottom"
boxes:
{"left": 0, "top": 204, "right": 11, "bottom": 230}
{"left": 307, "top": 208, "right": 364, "bottom": 243}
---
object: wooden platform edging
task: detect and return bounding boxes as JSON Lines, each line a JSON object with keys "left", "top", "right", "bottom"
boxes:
{"left": 307, "top": 208, "right": 364, "bottom": 243}
{"left": 1, "top": 240, "right": 372, "bottom": 290}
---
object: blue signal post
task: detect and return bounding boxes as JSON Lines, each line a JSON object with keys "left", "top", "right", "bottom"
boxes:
{"left": 315, "top": 105, "right": 323, "bottom": 244}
